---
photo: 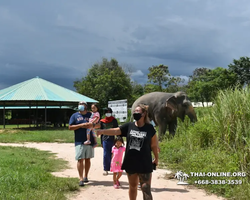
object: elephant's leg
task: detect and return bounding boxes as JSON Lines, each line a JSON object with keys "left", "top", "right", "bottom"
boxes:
{"left": 155, "top": 117, "right": 168, "bottom": 141}
{"left": 169, "top": 119, "right": 177, "bottom": 137}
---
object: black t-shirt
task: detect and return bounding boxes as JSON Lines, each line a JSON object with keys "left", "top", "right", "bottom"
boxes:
{"left": 119, "top": 122, "right": 156, "bottom": 173}
{"left": 100, "top": 119, "right": 118, "bottom": 144}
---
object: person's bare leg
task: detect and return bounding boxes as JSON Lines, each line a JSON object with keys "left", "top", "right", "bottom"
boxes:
{"left": 77, "top": 159, "right": 84, "bottom": 181}
{"left": 127, "top": 173, "right": 139, "bottom": 200}
{"left": 84, "top": 130, "right": 91, "bottom": 144}
{"left": 113, "top": 172, "right": 117, "bottom": 185}
{"left": 117, "top": 172, "right": 122, "bottom": 180}
{"left": 138, "top": 173, "right": 153, "bottom": 200}
{"left": 117, "top": 172, "right": 122, "bottom": 186}
{"left": 84, "top": 158, "right": 91, "bottom": 178}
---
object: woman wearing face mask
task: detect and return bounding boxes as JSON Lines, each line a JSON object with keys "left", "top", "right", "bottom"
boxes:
{"left": 100, "top": 107, "right": 118, "bottom": 175}
{"left": 97, "top": 104, "right": 158, "bottom": 200}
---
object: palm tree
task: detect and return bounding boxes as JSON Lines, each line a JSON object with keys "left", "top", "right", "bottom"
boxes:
{"left": 183, "top": 173, "right": 189, "bottom": 181}
{"left": 175, "top": 171, "right": 183, "bottom": 181}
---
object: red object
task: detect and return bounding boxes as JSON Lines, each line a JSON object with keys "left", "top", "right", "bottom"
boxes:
{"left": 100, "top": 116, "right": 115, "bottom": 124}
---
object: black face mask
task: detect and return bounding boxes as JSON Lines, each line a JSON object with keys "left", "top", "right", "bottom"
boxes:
{"left": 133, "top": 112, "right": 142, "bottom": 121}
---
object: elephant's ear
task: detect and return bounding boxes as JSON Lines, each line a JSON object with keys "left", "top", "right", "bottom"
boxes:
{"left": 144, "top": 104, "right": 149, "bottom": 111}
{"left": 166, "top": 96, "right": 177, "bottom": 114}
{"left": 138, "top": 103, "right": 149, "bottom": 112}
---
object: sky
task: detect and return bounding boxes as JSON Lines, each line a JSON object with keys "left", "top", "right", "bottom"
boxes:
{"left": 0, "top": 0, "right": 250, "bottom": 91}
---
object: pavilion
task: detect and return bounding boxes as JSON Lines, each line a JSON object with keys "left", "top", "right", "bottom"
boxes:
{"left": 0, "top": 76, "right": 98, "bottom": 128}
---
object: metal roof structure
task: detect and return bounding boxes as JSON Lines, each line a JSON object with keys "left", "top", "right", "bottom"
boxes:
{"left": 0, "top": 76, "right": 98, "bottom": 107}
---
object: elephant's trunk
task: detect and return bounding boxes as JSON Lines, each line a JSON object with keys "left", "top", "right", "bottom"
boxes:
{"left": 187, "top": 105, "right": 197, "bottom": 122}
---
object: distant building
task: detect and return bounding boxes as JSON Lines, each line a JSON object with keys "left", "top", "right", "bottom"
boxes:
{"left": 192, "top": 102, "right": 213, "bottom": 107}
{"left": 0, "top": 76, "right": 98, "bottom": 128}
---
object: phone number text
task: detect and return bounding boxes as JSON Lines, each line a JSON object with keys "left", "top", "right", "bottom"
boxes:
{"left": 194, "top": 180, "right": 242, "bottom": 185}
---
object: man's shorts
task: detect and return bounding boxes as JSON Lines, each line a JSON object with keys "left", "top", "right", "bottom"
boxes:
{"left": 75, "top": 143, "right": 94, "bottom": 160}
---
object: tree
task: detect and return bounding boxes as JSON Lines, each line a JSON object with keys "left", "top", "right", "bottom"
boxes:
{"left": 129, "top": 81, "right": 144, "bottom": 107}
{"left": 147, "top": 64, "right": 171, "bottom": 91}
{"left": 165, "top": 76, "right": 185, "bottom": 93}
{"left": 131, "top": 81, "right": 144, "bottom": 97}
{"left": 187, "top": 68, "right": 211, "bottom": 104}
{"left": 143, "top": 84, "right": 161, "bottom": 94}
{"left": 178, "top": 84, "right": 189, "bottom": 94}
{"left": 187, "top": 67, "right": 238, "bottom": 105}
{"left": 228, "top": 56, "right": 250, "bottom": 87}
{"left": 74, "top": 58, "right": 132, "bottom": 109}
{"left": 189, "top": 67, "right": 211, "bottom": 81}
{"left": 207, "top": 67, "right": 238, "bottom": 90}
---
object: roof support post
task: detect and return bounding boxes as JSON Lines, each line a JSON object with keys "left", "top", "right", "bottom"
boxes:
{"left": 36, "top": 103, "right": 38, "bottom": 127}
{"left": 60, "top": 103, "right": 62, "bottom": 127}
{"left": 29, "top": 103, "right": 31, "bottom": 128}
{"left": 3, "top": 103, "right": 5, "bottom": 129}
{"left": 45, "top": 104, "right": 47, "bottom": 128}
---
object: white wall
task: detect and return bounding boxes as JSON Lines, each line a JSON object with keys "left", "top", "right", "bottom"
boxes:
{"left": 192, "top": 102, "right": 213, "bottom": 107}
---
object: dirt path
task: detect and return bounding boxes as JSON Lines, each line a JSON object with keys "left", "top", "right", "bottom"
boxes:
{"left": 0, "top": 143, "right": 225, "bottom": 200}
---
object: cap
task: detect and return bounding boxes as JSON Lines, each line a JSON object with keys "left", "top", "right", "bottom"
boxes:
{"left": 79, "top": 101, "right": 87, "bottom": 105}
{"left": 104, "top": 107, "right": 112, "bottom": 113}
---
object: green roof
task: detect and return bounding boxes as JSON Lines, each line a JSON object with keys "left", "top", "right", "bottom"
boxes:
{"left": 0, "top": 76, "right": 98, "bottom": 104}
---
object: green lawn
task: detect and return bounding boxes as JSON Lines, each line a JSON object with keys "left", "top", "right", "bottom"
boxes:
{"left": 0, "top": 145, "right": 79, "bottom": 200}
{"left": 0, "top": 126, "right": 103, "bottom": 199}
{"left": 0, "top": 127, "right": 103, "bottom": 144}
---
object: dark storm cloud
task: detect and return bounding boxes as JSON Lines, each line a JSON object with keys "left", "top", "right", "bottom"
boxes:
{"left": 0, "top": 58, "right": 80, "bottom": 90}
{"left": 0, "top": 0, "right": 250, "bottom": 91}
{"left": 127, "top": 25, "right": 226, "bottom": 66}
{"left": 116, "top": 0, "right": 250, "bottom": 77}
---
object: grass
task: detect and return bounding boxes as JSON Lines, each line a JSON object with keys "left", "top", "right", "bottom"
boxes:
{"left": 0, "top": 124, "right": 35, "bottom": 129}
{"left": 0, "top": 126, "right": 104, "bottom": 199}
{"left": 0, "top": 128, "right": 74, "bottom": 143}
{"left": 0, "top": 127, "right": 102, "bottom": 145}
{"left": 2, "top": 88, "right": 250, "bottom": 200}
{"left": 0, "top": 125, "right": 106, "bottom": 199}
{"left": 0, "top": 145, "right": 79, "bottom": 200}
{"left": 158, "top": 87, "right": 250, "bottom": 200}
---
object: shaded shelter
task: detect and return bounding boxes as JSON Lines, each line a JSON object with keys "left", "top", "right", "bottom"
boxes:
{"left": 0, "top": 76, "right": 98, "bottom": 128}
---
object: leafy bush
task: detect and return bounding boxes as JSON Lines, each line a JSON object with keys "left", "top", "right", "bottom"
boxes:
{"left": 159, "top": 87, "right": 250, "bottom": 199}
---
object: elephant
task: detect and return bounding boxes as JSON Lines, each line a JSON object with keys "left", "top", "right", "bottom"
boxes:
{"left": 131, "top": 91, "right": 197, "bottom": 139}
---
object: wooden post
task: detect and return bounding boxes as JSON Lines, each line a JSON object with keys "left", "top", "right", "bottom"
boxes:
{"left": 45, "top": 104, "right": 47, "bottom": 128}
{"left": 3, "top": 103, "right": 5, "bottom": 129}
